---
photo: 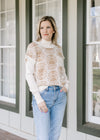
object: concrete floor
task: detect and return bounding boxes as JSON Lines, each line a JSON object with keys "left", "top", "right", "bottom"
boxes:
{"left": 0, "top": 129, "right": 26, "bottom": 140}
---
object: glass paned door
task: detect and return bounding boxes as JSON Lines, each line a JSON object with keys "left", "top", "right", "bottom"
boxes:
{"left": 0, "top": 0, "right": 16, "bottom": 104}
{"left": 32, "top": 0, "right": 62, "bottom": 45}
{"left": 86, "top": 0, "right": 100, "bottom": 124}
{"left": 26, "top": 0, "right": 67, "bottom": 127}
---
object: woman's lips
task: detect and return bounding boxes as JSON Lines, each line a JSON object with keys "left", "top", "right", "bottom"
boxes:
{"left": 44, "top": 34, "right": 48, "bottom": 35}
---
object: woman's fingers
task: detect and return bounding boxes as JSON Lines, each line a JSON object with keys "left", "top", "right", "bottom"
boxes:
{"left": 38, "top": 86, "right": 67, "bottom": 113}
{"left": 60, "top": 87, "right": 67, "bottom": 92}
{"left": 38, "top": 101, "right": 48, "bottom": 113}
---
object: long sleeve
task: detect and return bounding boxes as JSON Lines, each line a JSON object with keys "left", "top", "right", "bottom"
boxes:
{"left": 25, "top": 43, "right": 44, "bottom": 104}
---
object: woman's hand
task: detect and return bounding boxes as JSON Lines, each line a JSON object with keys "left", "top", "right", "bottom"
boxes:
{"left": 38, "top": 101, "right": 48, "bottom": 113}
{"left": 60, "top": 86, "right": 67, "bottom": 93}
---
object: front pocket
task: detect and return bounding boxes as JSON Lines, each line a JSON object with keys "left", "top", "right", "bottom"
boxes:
{"left": 60, "top": 90, "right": 67, "bottom": 97}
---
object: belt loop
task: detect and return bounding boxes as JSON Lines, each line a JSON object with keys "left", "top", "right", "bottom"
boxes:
{"left": 54, "top": 86, "right": 55, "bottom": 91}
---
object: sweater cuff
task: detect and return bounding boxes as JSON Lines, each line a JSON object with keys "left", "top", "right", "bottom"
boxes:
{"left": 32, "top": 92, "right": 44, "bottom": 104}
{"left": 64, "top": 82, "right": 69, "bottom": 92}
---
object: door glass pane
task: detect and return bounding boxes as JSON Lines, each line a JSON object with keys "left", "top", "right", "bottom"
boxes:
{"left": 86, "top": 0, "right": 100, "bottom": 124}
{"left": 0, "top": 0, "right": 16, "bottom": 104}
{"left": 89, "top": 0, "right": 100, "bottom": 42}
{"left": 32, "top": 0, "right": 62, "bottom": 45}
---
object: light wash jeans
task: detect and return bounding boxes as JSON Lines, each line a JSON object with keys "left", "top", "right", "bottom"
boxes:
{"left": 32, "top": 85, "right": 67, "bottom": 140}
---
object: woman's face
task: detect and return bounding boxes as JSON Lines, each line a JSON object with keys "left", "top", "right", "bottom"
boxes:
{"left": 40, "top": 20, "right": 55, "bottom": 41}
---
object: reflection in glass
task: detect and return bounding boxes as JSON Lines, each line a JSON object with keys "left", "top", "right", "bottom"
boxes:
{"left": 93, "top": 92, "right": 100, "bottom": 117}
{"left": 86, "top": 45, "right": 100, "bottom": 118}
{"left": 35, "top": 0, "right": 46, "bottom": 5}
{"left": 90, "top": 17, "right": 100, "bottom": 41}
{"left": 92, "top": 44, "right": 100, "bottom": 67}
{"left": 86, "top": 0, "right": 100, "bottom": 124}
{"left": 90, "top": 0, "right": 100, "bottom": 41}
{"left": 92, "top": 45, "right": 100, "bottom": 93}
{"left": 35, "top": 4, "right": 46, "bottom": 17}
{"left": 90, "top": 1, "right": 100, "bottom": 16}
{"left": 93, "top": 69, "right": 100, "bottom": 92}
{"left": 0, "top": 0, "right": 5, "bottom": 11}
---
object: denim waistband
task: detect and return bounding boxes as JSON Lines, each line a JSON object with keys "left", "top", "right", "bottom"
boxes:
{"left": 46, "top": 85, "right": 62, "bottom": 90}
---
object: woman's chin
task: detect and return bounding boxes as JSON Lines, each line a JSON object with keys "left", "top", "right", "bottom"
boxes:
{"left": 42, "top": 36, "right": 51, "bottom": 41}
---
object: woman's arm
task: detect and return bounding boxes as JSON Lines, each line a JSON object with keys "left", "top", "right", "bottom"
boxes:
{"left": 25, "top": 43, "right": 44, "bottom": 104}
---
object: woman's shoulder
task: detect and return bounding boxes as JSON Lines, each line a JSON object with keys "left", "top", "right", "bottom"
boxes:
{"left": 55, "top": 44, "right": 62, "bottom": 49}
{"left": 27, "top": 41, "right": 39, "bottom": 48}
{"left": 55, "top": 44, "right": 65, "bottom": 59}
{"left": 25, "top": 41, "right": 38, "bottom": 60}
{"left": 26, "top": 41, "right": 39, "bottom": 56}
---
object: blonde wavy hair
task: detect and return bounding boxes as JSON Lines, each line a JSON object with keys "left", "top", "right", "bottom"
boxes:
{"left": 36, "top": 16, "right": 58, "bottom": 45}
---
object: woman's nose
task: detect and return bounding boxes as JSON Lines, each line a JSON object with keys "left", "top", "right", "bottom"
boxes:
{"left": 44, "top": 28, "right": 47, "bottom": 32}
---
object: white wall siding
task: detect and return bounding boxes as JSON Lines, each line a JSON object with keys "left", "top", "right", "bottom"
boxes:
{"left": 87, "top": 135, "right": 100, "bottom": 140}
{"left": 9, "top": 112, "right": 20, "bottom": 130}
{"left": 0, "top": 109, "right": 9, "bottom": 125}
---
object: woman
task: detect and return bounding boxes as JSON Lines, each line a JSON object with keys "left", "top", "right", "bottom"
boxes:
{"left": 25, "top": 16, "right": 69, "bottom": 140}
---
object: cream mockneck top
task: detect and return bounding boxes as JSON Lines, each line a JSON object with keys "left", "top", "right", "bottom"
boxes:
{"left": 25, "top": 39, "right": 69, "bottom": 104}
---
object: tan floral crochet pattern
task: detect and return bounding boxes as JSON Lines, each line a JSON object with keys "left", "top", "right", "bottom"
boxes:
{"left": 25, "top": 42, "right": 67, "bottom": 87}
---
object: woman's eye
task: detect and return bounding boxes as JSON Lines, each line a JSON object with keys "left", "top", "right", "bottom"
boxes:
{"left": 40, "top": 26, "right": 50, "bottom": 29}
{"left": 47, "top": 26, "right": 50, "bottom": 29}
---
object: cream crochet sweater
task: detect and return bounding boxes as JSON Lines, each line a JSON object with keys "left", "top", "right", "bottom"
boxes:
{"left": 25, "top": 39, "right": 69, "bottom": 104}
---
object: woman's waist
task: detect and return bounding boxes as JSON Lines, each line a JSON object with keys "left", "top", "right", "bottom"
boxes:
{"left": 39, "top": 85, "right": 62, "bottom": 92}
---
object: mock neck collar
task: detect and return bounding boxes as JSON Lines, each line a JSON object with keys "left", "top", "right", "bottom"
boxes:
{"left": 38, "top": 38, "right": 55, "bottom": 48}
{"left": 34, "top": 39, "right": 55, "bottom": 48}
{"left": 40, "top": 39, "right": 52, "bottom": 45}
